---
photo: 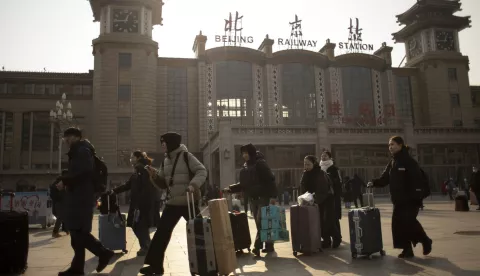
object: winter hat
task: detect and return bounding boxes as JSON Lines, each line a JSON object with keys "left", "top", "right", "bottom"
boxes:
{"left": 160, "top": 132, "right": 182, "bottom": 153}
{"left": 240, "top": 143, "right": 257, "bottom": 159}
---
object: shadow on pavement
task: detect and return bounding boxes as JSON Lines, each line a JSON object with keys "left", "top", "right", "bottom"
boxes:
{"left": 29, "top": 228, "right": 54, "bottom": 237}
{"left": 84, "top": 253, "right": 124, "bottom": 275}
{"left": 29, "top": 238, "right": 55, "bottom": 248}
{"left": 407, "top": 256, "right": 480, "bottom": 276}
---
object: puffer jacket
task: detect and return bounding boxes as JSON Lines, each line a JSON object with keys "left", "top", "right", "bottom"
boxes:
{"left": 152, "top": 144, "right": 207, "bottom": 206}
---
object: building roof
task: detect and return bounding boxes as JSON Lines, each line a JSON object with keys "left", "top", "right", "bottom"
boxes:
{"left": 89, "top": 0, "right": 163, "bottom": 26}
{"left": 0, "top": 70, "right": 93, "bottom": 81}
{"left": 396, "top": 0, "right": 462, "bottom": 25}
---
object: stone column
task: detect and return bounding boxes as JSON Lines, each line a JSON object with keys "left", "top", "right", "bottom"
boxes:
{"left": 11, "top": 111, "right": 23, "bottom": 170}
{"left": 316, "top": 119, "right": 330, "bottom": 156}
{"left": 252, "top": 64, "right": 265, "bottom": 126}
{"left": 372, "top": 69, "right": 385, "bottom": 126}
{"left": 373, "top": 42, "right": 393, "bottom": 67}
{"left": 218, "top": 119, "right": 235, "bottom": 189}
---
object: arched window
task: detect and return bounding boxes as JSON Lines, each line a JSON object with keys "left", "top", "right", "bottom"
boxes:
{"left": 281, "top": 63, "right": 316, "bottom": 126}
{"left": 340, "top": 67, "right": 375, "bottom": 126}
{"left": 215, "top": 61, "right": 253, "bottom": 125}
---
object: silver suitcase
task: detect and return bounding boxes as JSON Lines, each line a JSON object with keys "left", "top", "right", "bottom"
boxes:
{"left": 186, "top": 192, "right": 217, "bottom": 275}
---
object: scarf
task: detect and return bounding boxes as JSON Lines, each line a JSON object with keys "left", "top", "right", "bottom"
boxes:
{"left": 320, "top": 159, "right": 334, "bottom": 172}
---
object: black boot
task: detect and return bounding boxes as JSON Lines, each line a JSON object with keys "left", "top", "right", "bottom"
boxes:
{"left": 398, "top": 245, "right": 414, "bottom": 258}
{"left": 422, "top": 238, "right": 432, "bottom": 256}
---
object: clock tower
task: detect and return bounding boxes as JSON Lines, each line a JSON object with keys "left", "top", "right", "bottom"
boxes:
{"left": 392, "top": 0, "right": 472, "bottom": 127}
{"left": 89, "top": 0, "right": 163, "bottom": 168}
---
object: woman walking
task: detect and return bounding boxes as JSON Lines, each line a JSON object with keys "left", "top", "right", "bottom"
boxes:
{"left": 300, "top": 155, "right": 335, "bottom": 250}
{"left": 109, "top": 151, "right": 157, "bottom": 256}
{"left": 319, "top": 151, "right": 343, "bottom": 248}
{"left": 368, "top": 136, "right": 432, "bottom": 258}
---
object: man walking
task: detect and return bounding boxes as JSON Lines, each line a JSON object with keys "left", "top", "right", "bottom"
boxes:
{"left": 57, "top": 127, "right": 113, "bottom": 276}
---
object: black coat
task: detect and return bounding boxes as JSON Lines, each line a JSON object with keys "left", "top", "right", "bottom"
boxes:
{"left": 230, "top": 154, "right": 277, "bottom": 199}
{"left": 50, "top": 180, "right": 66, "bottom": 218}
{"left": 113, "top": 164, "right": 157, "bottom": 228}
{"left": 325, "top": 165, "right": 342, "bottom": 219}
{"left": 372, "top": 148, "right": 423, "bottom": 206}
{"left": 300, "top": 166, "right": 333, "bottom": 204}
{"left": 59, "top": 140, "right": 96, "bottom": 232}
{"left": 470, "top": 171, "right": 480, "bottom": 194}
{"left": 351, "top": 175, "right": 365, "bottom": 195}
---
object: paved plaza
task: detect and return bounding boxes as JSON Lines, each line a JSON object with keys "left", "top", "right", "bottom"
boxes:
{"left": 24, "top": 197, "right": 480, "bottom": 276}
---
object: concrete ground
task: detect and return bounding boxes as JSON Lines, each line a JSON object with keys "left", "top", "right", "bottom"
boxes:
{"left": 21, "top": 197, "right": 480, "bottom": 276}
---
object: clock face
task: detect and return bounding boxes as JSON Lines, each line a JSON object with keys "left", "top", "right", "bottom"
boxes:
{"left": 408, "top": 37, "right": 422, "bottom": 58}
{"left": 435, "top": 30, "right": 455, "bottom": 51}
{"left": 112, "top": 9, "right": 139, "bottom": 33}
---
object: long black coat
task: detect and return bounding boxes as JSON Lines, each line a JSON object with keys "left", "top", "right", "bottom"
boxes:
{"left": 372, "top": 148, "right": 423, "bottom": 206}
{"left": 50, "top": 180, "right": 66, "bottom": 219}
{"left": 113, "top": 164, "right": 156, "bottom": 228}
{"left": 470, "top": 171, "right": 480, "bottom": 194}
{"left": 300, "top": 166, "right": 332, "bottom": 205}
{"left": 325, "top": 165, "right": 342, "bottom": 219}
{"left": 59, "top": 140, "right": 96, "bottom": 232}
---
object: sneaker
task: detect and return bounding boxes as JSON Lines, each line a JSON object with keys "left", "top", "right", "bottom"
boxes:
{"left": 261, "top": 248, "right": 274, "bottom": 253}
{"left": 398, "top": 247, "right": 414, "bottom": 258}
{"left": 422, "top": 238, "right": 432, "bottom": 256}
{"left": 139, "top": 265, "right": 164, "bottom": 275}
{"left": 96, "top": 250, "right": 114, "bottom": 272}
{"left": 52, "top": 232, "right": 61, "bottom": 238}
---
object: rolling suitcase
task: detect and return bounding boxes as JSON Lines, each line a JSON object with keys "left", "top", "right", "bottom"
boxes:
{"left": 290, "top": 204, "right": 321, "bottom": 257}
{"left": 348, "top": 190, "right": 385, "bottom": 259}
{"left": 455, "top": 191, "right": 469, "bottom": 211}
{"left": 186, "top": 192, "right": 217, "bottom": 276}
{"left": 0, "top": 192, "right": 29, "bottom": 274}
{"left": 98, "top": 195, "right": 128, "bottom": 253}
{"left": 226, "top": 194, "right": 251, "bottom": 252}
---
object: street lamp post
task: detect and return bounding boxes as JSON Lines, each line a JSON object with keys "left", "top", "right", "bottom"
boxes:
{"left": 49, "top": 93, "right": 73, "bottom": 174}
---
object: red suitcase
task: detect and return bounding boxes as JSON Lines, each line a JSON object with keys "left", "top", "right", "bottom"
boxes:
{"left": 0, "top": 192, "right": 29, "bottom": 274}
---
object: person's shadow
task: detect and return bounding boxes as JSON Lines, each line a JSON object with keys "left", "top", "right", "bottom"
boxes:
{"left": 407, "top": 256, "right": 480, "bottom": 276}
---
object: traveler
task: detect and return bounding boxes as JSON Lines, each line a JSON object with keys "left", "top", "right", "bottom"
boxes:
{"left": 50, "top": 170, "right": 69, "bottom": 238}
{"left": 470, "top": 165, "right": 480, "bottom": 210}
{"left": 140, "top": 132, "right": 207, "bottom": 275}
{"left": 57, "top": 127, "right": 113, "bottom": 276}
{"left": 108, "top": 151, "right": 157, "bottom": 256}
{"left": 300, "top": 155, "right": 335, "bottom": 250}
{"left": 224, "top": 144, "right": 277, "bottom": 256}
{"left": 319, "top": 151, "right": 342, "bottom": 248}
{"left": 367, "top": 136, "right": 432, "bottom": 258}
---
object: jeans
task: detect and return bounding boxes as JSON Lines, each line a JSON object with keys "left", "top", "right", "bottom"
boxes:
{"left": 144, "top": 204, "right": 199, "bottom": 271}
{"left": 250, "top": 198, "right": 274, "bottom": 251}
{"left": 69, "top": 229, "right": 108, "bottom": 272}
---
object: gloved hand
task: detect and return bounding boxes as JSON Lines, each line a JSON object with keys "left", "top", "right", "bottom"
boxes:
{"left": 367, "top": 182, "right": 374, "bottom": 188}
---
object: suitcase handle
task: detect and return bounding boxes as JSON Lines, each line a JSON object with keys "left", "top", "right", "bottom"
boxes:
{"left": 186, "top": 191, "right": 208, "bottom": 220}
{"left": 366, "top": 187, "right": 374, "bottom": 207}
{"left": 0, "top": 192, "right": 15, "bottom": 211}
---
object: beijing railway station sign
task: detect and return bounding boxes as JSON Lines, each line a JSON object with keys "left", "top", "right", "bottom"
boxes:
{"left": 277, "top": 15, "right": 318, "bottom": 48}
{"left": 338, "top": 18, "right": 374, "bottom": 53}
{"left": 214, "top": 11, "right": 254, "bottom": 46}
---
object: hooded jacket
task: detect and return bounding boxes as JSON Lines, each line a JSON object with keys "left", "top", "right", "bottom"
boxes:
{"left": 151, "top": 144, "right": 207, "bottom": 206}
{"left": 229, "top": 144, "right": 277, "bottom": 198}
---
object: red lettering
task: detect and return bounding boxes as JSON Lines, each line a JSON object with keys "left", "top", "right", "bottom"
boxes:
{"left": 329, "top": 101, "right": 341, "bottom": 116}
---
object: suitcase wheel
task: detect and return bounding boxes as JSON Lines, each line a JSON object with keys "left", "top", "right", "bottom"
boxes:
{"left": 122, "top": 249, "right": 128, "bottom": 254}
{"left": 352, "top": 253, "right": 357, "bottom": 259}
{"left": 380, "top": 250, "right": 386, "bottom": 256}
{"left": 293, "top": 251, "right": 298, "bottom": 257}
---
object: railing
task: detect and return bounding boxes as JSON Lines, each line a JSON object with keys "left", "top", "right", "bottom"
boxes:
{"left": 231, "top": 126, "right": 317, "bottom": 135}
{"left": 414, "top": 127, "right": 480, "bottom": 135}
{"left": 328, "top": 127, "right": 404, "bottom": 135}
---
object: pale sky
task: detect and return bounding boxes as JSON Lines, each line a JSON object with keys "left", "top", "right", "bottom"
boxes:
{"left": 1, "top": 0, "right": 479, "bottom": 84}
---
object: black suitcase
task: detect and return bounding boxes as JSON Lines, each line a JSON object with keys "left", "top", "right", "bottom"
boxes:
{"left": 0, "top": 192, "right": 29, "bottom": 274}
{"left": 348, "top": 207, "right": 385, "bottom": 259}
{"left": 229, "top": 212, "right": 251, "bottom": 252}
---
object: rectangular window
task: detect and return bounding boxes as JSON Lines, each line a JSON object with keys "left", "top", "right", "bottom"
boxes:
{"left": 74, "top": 85, "right": 83, "bottom": 95}
{"left": 7, "top": 84, "right": 19, "bottom": 94}
{"left": 119, "top": 53, "right": 132, "bottom": 68}
{"left": 25, "top": 84, "right": 34, "bottom": 94}
{"left": 21, "top": 112, "right": 31, "bottom": 151}
{"left": 0, "top": 83, "right": 5, "bottom": 94}
{"left": 450, "top": 94, "right": 460, "bottom": 107}
{"left": 118, "top": 85, "right": 131, "bottom": 101}
{"left": 83, "top": 85, "right": 92, "bottom": 95}
{"left": 453, "top": 120, "right": 463, "bottom": 127}
{"left": 117, "top": 117, "right": 131, "bottom": 135}
{"left": 448, "top": 68, "right": 457, "bottom": 81}
{"left": 45, "top": 84, "right": 55, "bottom": 95}
{"left": 34, "top": 84, "right": 45, "bottom": 95}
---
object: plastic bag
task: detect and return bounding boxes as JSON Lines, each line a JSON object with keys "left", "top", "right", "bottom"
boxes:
{"left": 297, "top": 192, "right": 315, "bottom": 206}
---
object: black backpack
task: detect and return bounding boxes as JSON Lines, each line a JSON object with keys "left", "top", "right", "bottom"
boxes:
{"left": 93, "top": 155, "right": 108, "bottom": 194}
{"left": 415, "top": 168, "right": 431, "bottom": 200}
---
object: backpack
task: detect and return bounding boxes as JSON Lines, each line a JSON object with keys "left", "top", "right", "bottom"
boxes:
{"left": 415, "top": 168, "right": 431, "bottom": 200}
{"left": 93, "top": 155, "right": 108, "bottom": 194}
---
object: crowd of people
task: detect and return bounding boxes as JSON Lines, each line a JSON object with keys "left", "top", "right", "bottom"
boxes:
{"left": 50, "top": 126, "right": 480, "bottom": 275}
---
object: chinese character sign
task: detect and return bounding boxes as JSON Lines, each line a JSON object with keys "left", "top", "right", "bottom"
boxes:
{"left": 289, "top": 14, "right": 302, "bottom": 38}
{"left": 224, "top": 11, "right": 243, "bottom": 32}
